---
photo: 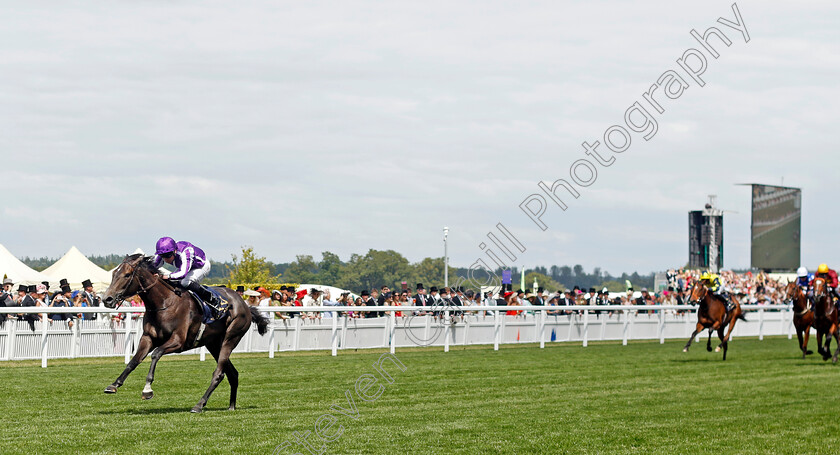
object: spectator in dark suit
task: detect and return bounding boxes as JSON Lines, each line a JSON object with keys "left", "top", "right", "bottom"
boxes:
{"left": 558, "top": 290, "right": 575, "bottom": 315}
{"left": 0, "top": 278, "right": 15, "bottom": 324}
{"left": 413, "top": 283, "right": 430, "bottom": 315}
{"left": 361, "top": 290, "right": 377, "bottom": 318}
{"left": 82, "top": 279, "right": 100, "bottom": 321}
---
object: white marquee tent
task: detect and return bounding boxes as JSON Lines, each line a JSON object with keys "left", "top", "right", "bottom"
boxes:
{"left": 0, "top": 243, "right": 51, "bottom": 286}
{"left": 42, "top": 246, "right": 112, "bottom": 292}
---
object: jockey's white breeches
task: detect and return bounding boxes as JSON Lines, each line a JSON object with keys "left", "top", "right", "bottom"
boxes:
{"left": 180, "top": 261, "right": 211, "bottom": 287}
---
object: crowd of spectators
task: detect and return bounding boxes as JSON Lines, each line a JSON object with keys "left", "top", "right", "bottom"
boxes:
{"left": 0, "top": 268, "right": 790, "bottom": 328}
{"left": 0, "top": 277, "right": 129, "bottom": 329}
{"left": 236, "top": 270, "right": 791, "bottom": 321}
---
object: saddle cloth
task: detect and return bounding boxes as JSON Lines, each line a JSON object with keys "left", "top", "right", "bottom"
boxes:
{"left": 188, "top": 287, "right": 231, "bottom": 325}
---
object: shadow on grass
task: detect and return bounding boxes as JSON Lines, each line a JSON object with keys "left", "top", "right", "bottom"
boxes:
{"left": 99, "top": 405, "right": 257, "bottom": 415}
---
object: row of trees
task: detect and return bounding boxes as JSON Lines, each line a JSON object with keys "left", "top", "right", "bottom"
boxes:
{"left": 21, "top": 247, "right": 655, "bottom": 293}
{"left": 222, "top": 247, "right": 655, "bottom": 293}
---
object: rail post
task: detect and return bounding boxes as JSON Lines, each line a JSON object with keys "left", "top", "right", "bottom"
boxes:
{"left": 268, "top": 314, "right": 276, "bottom": 359}
{"left": 331, "top": 312, "right": 339, "bottom": 356}
{"left": 582, "top": 308, "right": 589, "bottom": 347}
{"left": 124, "top": 313, "right": 133, "bottom": 364}
{"left": 539, "top": 308, "right": 546, "bottom": 349}
{"left": 622, "top": 309, "right": 629, "bottom": 346}
{"left": 493, "top": 308, "right": 500, "bottom": 351}
{"left": 40, "top": 314, "right": 48, "bottom": 368}
{"left": 658, "top": 307, "right": 665, "bottom": 344}
{"left": 444, "top": 309, "right": 450, "bottom": 353}
{"left": 389, "top": 311, "right": 396, "bottom": 355}
{"left": 758, "top": 307, "right": 765, "bottom": 341}
{"left": 4, "top": 319, "right": 14, "bottom": 360}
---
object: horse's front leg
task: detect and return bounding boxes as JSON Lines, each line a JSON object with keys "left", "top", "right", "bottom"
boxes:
{"left": 142, "top": 336, "right": 184, "bottom": 400}
{"left": 707, "top": 329, "right": 713, "bottom": 352}
{"left": 816, "top": 329, "right": 827, "bottom": 359}
{"left": 683, "top": 323, "right": 703, "bottom": 352}
{"left": 803, "top": 322, "right": 813, "bottom": 356}
{"left": 105, "top": 335, "right": 153, "bottom": 393}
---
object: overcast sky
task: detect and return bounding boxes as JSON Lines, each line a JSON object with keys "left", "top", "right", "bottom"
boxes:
{"left": 1, "top": 0, "right": 838, "bottom": 275}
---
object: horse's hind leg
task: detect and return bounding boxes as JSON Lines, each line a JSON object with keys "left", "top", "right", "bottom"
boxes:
{"left": 192, "top": 336, "right": 241, "bottom": 413}
{"left": 718, "top": 328, "right": 728, "bottom": 361}
{"left": 831, "top": 326, "right": 840, "bottom": 364}
{"left": 105, "top": 335, "right": 154, "bottom": 393}
{"left": 205, "top": 340, "right": 240, "bottom": 411}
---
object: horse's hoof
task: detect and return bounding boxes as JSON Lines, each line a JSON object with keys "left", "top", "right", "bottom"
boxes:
{"left": 190, "top": 406, "right": 203, "bottom": 413}
{"left": 228, "top": 405, "right": 236, "bottom": 411}
{"left": 104, "top": 385, "right": 118, "bottom": 394}
{"left": 141, "top": 391, "right": 154, "bottom": 400}
{"left": 706, "top": 346, "right": 713, "bottom": 352}
{"left": 682, "top": 348, "right": 689, "bottom": 353}
{"left": 715, "top": 346, "right": 721, "bottom": 353}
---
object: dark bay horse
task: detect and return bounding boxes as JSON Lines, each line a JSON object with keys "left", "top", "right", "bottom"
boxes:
{"left": 811, "top": 278, "right": 839, "bottom": 363}
{"left": 784, "top": 281, "right": 813, "bottom": 358}
{"left": 682, "top": 283, "right": 745, "bottom": 360}
{"left": 101, "top": 254, "right": 269, "bottom": 412}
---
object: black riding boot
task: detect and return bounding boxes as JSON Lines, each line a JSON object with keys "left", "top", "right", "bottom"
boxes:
{"left": 186, "top": 281, "right": 222, "bottom": 316}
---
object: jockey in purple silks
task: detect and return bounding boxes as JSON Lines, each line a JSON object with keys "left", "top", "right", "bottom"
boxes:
{"left": 153, "top": 237, "right": 223, "bottom": 314}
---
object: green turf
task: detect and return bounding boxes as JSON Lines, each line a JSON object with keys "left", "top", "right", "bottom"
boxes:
{"left": 1, "top": 337, "right": 839, "bottom": 454}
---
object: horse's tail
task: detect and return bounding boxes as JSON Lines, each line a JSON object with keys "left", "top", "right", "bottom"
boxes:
{"left": 249, "top": 306, "right": 270, "bottom": 335}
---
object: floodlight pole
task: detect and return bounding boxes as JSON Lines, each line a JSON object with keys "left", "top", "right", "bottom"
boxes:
{"left": 444, "top": 227, "right": 449, "bottom": 288}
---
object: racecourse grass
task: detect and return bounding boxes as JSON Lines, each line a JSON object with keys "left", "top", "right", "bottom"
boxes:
{"left": 1, "top": 337, "right": 839, "bottom": 454}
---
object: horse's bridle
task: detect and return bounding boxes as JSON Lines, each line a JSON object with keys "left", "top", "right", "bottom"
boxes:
{"left": 113, "top": 260, "right": 157, "bottom": 306}
{"left": 785, "top": 284, "right": 811, "bottom": 315}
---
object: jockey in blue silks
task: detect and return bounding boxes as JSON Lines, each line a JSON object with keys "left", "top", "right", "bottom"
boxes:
{"left": 153, "top": 237, "right": 223, "bottom": 314}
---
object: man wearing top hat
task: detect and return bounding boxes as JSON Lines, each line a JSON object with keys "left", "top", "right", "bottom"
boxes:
{"left": 534, "top": 287, "right": 545, "bottom": 306}
{"left": 82, "top": 279, "right": 100, "bottom": 321}
{"left": 49, "top": 279, "right": 73, "bottom": 322}
{"left": 429, "top": 286, "right": 440, "bottom": 303}
{"left": 413, "top": 283, "right": 430, "bottom": 315}
{"left": 0, "top": 278, "right": 14, "bottom": 323}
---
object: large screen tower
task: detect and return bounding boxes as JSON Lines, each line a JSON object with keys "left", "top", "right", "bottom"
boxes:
{"left": 688, "top": 196, "right": 724, "bottom": 272}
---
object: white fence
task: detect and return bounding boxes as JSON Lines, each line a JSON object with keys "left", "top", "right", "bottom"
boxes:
{"left": 0, "top": 305, "right": 795, "bottom": 368}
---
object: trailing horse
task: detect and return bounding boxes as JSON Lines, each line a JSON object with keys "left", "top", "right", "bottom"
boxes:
{"left": 682, "top": 283, "right": 745, "bottom": 361}
{"left": 100, "top": 254, "right": 270, "bottom": 412}
{"left": 783, "top": 281, "right": 814, "bottom": 358}
{"left": 811, "top": 278, "right": 839, "bottom": 363}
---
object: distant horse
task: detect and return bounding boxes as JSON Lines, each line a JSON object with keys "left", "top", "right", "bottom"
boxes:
{"left": 811, "top": 278, "right": 839, "bottom": 363}
{"left": 783, "top": 281, "right": 813, "bottom": 358}
{"left": 100, "top": 254, "right": 269, "bottom": 412}
{"left": 682, "top": 283, "right": 745, "bottom": 361}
